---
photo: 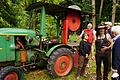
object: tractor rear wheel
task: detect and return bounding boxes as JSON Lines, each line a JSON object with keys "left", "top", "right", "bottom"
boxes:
{"left": 47, "top": 48, "right": 73, "bottom": 77}
{"left": 0, "top": 66, "right": 23, "bottom": 80}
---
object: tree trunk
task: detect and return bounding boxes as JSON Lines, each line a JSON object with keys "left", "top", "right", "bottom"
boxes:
{"left": 92, "top": 0, "right": 96, "bottom": 29}
{"left": 112, "top": 0, "right": 116, "bottom": 25}
{"left": 99, "top": 0, "right": 104, "bottom": 19}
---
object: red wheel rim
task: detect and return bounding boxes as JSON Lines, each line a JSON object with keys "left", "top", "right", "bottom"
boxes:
{"left": 54, "top": 54, "right": 72, "bottom": 76}
{"left": 4, "top": 72, "right": 18, "bottom": 80}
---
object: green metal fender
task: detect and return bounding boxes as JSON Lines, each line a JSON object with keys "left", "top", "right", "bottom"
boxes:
{"left": 46, "top": 44, "right": 73, "bottom": 57}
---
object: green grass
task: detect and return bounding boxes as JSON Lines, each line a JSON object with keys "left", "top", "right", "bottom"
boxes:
{"left": 24, "top": 57, "right": 112, "bottom": 80}
{"left": 24, "top": 59, "right": 98, "bottom": 80}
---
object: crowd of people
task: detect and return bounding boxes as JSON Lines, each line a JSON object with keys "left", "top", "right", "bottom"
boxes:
{"left": 76, "top": 22, "right": 120, "bottom": 80}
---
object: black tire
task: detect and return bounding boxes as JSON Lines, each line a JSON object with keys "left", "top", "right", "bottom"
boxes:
{"left": 47, "top": 48, "right": 73, "bottom": 77}
{"left": 0, "top": 66, "right": 24, "bottom": 80}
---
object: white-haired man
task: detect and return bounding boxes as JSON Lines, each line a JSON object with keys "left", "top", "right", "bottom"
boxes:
{"left": 111, "top": 26, "right": 120, "bottom": 79}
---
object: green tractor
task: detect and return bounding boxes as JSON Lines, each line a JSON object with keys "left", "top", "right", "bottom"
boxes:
{"left": 0, "top": 2, "right": 90, "bottom": 80}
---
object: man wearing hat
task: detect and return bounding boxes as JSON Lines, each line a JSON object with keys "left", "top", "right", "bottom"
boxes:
{"left": 95, "top": 25, "right": 113, "bottom": 80}
{"left": 105, "top": 22, "right": 112, "bottom": 36}
{"left": 105, "top": 22, "right": 113, "bottom": 72}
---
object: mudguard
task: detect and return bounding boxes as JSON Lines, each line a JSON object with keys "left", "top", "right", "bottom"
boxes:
{"left": 46, "top": 44, "right": 73, "bottom": 57}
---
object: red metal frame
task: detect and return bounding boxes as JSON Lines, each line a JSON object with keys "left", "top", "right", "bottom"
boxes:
{"left": 62, "top": 10, "right": 80, "bottom": 44}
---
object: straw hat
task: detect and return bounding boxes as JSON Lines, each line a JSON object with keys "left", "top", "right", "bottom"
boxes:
{"left": 97, "top": 25, "right": 107, "bottom": 29}
{"left": 105, "top": 22, "right": 112, "bottom": 26}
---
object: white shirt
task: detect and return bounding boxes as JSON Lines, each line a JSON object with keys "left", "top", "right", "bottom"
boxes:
{"left": 97, "top": 33, "right": 111, "bottom": 40}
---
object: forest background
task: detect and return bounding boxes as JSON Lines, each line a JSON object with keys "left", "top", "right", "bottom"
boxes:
{"left": 0, "top": 0, "right": 119, "bottom": 80}
{"left": 0, "top": 0, "right": 120, "bottom": 29}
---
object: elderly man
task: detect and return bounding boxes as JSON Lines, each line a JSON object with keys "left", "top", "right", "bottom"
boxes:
{"left": 111, "top": 26, "right": 120, "bottom": 79}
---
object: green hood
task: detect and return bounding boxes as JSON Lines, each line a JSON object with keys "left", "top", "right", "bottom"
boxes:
{"left": 0, "top": 28, "right": 36, "bottom": 37}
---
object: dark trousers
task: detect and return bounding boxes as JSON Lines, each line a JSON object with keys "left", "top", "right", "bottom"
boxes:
{"left": 77, "top": 55, "right": 89, "bottom": 76}
{"left": 108, "top": 49, "right": 112, "bottom": 72}
{"left": 95, "top": 53, "right": 109, "bottom": 80}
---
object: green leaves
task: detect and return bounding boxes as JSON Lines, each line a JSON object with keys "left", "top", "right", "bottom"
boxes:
{"left": 0, "top": 0, "right": 30, "bottom": 28}
{"left": 0, "top": 0, "right": 17, "bottom": 27}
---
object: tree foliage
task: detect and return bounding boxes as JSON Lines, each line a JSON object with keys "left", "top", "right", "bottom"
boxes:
{"left": 0, "top": 0, "right": 93, "bottom": 28}
{"left": 60, "top": 0, "right": 93, "bottom": 13}
{"left": 0, "top": 0, "right": 120, "bottom": 30}
{"left": 96, "top": 0, "right": 113, "bottom": 24}
{"left": 0, "top": 0, "right": 30, "bottom": 28}
{"left": 115, "top": 1, "right": 120, "bottom": 23}
{"left": 0, "top": 0, "right": 17, "bottom": 27}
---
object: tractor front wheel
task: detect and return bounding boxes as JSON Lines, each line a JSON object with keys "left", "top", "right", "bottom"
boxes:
{"left": 47, "top": 48, "right": 73, "bottom": 77}
{"left": 0, "top": 66, "right": 23, "bottom": 80}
